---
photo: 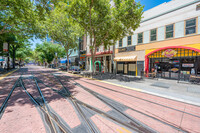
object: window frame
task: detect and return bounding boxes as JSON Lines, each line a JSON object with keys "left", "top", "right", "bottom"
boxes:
{"left": 150, "top": 28, "right": 157, "bottom": 42}
{"left": 137, "top": 32, "right": 143, "bottom": 44}
{"left": 185, "top": 17, "right": 197, "bottom": 36}
{"left": 165, "top": 24, "right": 174, "bottom": 39}
{"left": 119, "top": 39, "right": 123, "bottom": 47}
{"left": 127, "top": 36, "right": 132, "bottom": 46}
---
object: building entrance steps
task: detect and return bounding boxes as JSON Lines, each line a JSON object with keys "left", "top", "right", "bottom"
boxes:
{"left": 95, "top": 77, "right": 200, "bottom": 107}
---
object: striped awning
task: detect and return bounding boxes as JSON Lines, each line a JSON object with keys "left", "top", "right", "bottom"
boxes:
{"left": 114, "top": 56, "right": 137, "bottom": 61}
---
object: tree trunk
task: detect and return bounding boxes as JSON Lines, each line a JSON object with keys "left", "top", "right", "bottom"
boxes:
{"left": 66, "top": 49, "right": 70, "bottom": 71}
{"left": 7, "top": 43, "right": 10, "bottom": 71}
{"left": 91, "top": 45, "right": 97, "bottom": 75}
{"left": 12, "top": 49, "right": 15, "bottom": 69}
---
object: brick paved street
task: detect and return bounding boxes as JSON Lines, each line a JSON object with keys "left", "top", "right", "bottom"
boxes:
{"left": 0, "top": 65, "right": 200, "bottom": 133}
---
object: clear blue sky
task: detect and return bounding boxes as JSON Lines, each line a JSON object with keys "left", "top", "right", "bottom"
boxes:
{"left": 30, "top": 0, "right": 171, "bottom": 50}
{"left": 137, "top": 0, "right": 171, "bottom": 11}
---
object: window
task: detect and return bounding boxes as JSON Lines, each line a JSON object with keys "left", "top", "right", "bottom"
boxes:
{"left": 166, "top": 24, "right": 174, "bottom": 39}
{"left": 127, "top": 36, "right": 132, "bottom": 45}
{"left": 119, "top": 39, "right": 122, "bottom": 47}
{"left": 185, "top": 18, "right": 196, "bottom": 35}
{"left": 137, "top": 33, "right": 143, "bottom": 44}
{"left": 97, "top": 47, "right": 99, "bottom": 52}
{"left": 150, "top": 29, "right": 157, "bottom": 41}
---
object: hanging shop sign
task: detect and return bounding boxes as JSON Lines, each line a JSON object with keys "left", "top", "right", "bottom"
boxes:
{"left": 162, "top": 49, "right": 177, "bottom": 58}
{"left": 182, "top": 63, "right": 194, "bottom": 68}
{"left": 3, "top": 42, "right": 8, "bottom": 52}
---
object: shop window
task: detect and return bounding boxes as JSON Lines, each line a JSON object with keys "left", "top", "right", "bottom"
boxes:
{"left": 137, "top": 33, "right": 143, "bottom": 44}
{"left": 127, "top": 36, "right": 132, "bottom": 45}
{"left": 185, "top": 18, "right": 196, "bottom": 35}
{"left": 97, "top": 47, "right": 99, "bottom": 52}
{"left": 196, "top": 4, "right": 200, "bottom": 11}
{"left": 150, "top": 29, "right": 157, "bottom": 41}
{"left": 119, "top": 39, "right": 123, "bottom": 47}
{"left": 165, "top": 24, "right": 174, "bottom": 39}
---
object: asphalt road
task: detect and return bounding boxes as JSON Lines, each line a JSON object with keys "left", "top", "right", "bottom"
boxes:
{"left": 0, "top": 65, "right": 200, "bottom": 133}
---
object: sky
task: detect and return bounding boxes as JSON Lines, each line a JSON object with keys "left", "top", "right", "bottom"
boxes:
{"left": 30, "top": 0, "right": 171, "bottom": 50}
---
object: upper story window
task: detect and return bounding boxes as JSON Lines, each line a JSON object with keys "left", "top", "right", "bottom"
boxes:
{"left": 127, "top": 36, "right": 132, "bottom": 45}
{"left": 150, "top": 29, "right": 157, "bottom": 41}
{"left": 185, "top": 18, "right": 196, "bottom": 35}
{"left": 166, "top": 24, "right": 174, "bottom": 39}
{"left": 97, "top": 47, "right": 99, "bottom": 52}
{"left": 138, "top": 33, "right": 143, "bottom": 44}
{"left": 119, "top": 39, "right": 123, "bottom": 47}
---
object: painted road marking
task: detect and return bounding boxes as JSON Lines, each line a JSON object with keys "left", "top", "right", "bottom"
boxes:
{"left": 117, "top": 127, "right": 132, "bottom": 133}
{"left": 121, "top": 127, "right": 132, "bottom": 133}
{"left": 0, "top": 69, "right": 19, "bottom": 81}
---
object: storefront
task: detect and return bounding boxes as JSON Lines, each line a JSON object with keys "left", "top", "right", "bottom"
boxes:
{"left": 114, "top": 48, "right": 145, "bottom": 76}
{"left": 86, "top": 51, "right": 113, "bottom": 73}
{"left": 145, "top": 46, "right": 200, "bottom": 80}
{"left": 79, "top": 51, "right": 86, "bottom": 70}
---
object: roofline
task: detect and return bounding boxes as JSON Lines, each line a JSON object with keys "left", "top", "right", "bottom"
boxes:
{"left": 141, "top": 0, "right": 200, "bottom": 23}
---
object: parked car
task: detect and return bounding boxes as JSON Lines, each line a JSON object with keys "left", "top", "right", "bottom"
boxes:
{"left": 58, "top": 65, "right": 67, "bottom": 71}
{"left": 68, "top": 66, "right": 81, "bottom": 74}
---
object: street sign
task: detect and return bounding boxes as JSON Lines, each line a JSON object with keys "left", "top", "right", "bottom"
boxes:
{"left": 3, "top": 42, "right": 8, "bottom": 52}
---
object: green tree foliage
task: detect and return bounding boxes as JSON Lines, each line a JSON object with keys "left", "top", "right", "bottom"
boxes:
{"left": 0, "top": 0, "right": 58, "bottom": 38}
{"left": 44, "top": 2, "right": 83, "bottom": 69}
{"left": 67, "top": 0, "right": 143, "bottom": 73}
{"left": 34, "top": 42, "right": 65, "bottom": 65}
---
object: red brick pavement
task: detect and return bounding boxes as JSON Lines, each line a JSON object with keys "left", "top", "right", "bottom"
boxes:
{"left": 2, "top": 66, "right": 200, "bottom": 133}
{"left": 64, "top": 74, "right": 200, "bottom": 133}
{"left": 0, "top": 87, "right": 46, "bottom": 133}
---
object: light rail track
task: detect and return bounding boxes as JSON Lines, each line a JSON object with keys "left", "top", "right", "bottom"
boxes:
{"left": 56, "top": 74, "right": 191, "bottom": 133}
{"left": 20, "top": 74, "right": 72, "bottom": 133}
{"left": 79, "top": 79, "right": 200, "bottom": 119}
{"left": 52, "top": 74, "right": 156, "bottom": 133}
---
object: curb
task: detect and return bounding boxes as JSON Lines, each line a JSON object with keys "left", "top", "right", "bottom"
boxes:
{"left": 0, "top": 68, "right": 19, "bottom": 81}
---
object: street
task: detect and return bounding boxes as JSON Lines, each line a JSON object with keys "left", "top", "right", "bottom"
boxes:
{"left": 0, "top": 65, "right": 200, "bottom": 133}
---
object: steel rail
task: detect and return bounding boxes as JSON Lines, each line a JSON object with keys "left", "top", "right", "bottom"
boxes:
{"left": 0, "top": 68, "right": 24, "bottom": 118}
{"left": 52, "top": 74, "right": 154, "bottom": 133}
{"left": 0, "top": 77, "right": 21, "bottom": 116}
{"left": 61, "top": 75, "right": 190, "bottom": 133}
{"left": 37, "top": 73, "right": 99, "bottom": 133}
{"left": 39, "top": 75, "right": 140, "bottom": 133}
{"left": 20, "top": 77, "right": 70, "bottom": 133}
{"left": 80, "top": 80, "right": 200, "bottom": 119}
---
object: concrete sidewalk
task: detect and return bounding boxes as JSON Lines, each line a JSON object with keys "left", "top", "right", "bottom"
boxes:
{"left": 97, "top": 77, "right": 200, "bottom": 106}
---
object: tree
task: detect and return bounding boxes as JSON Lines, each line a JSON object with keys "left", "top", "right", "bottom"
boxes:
{"left": 67, "top": 0, "right": 143, "bottom": 73}
{"left": 0, "top": 0, "right": 58, "bottom": 38}
{"left": 34, "top": 42, "right": 65, "bottom": 67}
{"left": 16, "top": 46, "right": 32, "bottom": 66}
{"left": 44, "top": 2, "right": 83, "bottom": 69}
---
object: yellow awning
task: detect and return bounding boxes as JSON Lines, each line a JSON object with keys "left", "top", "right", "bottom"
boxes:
{"left": 114, "top": 56, "right": 137, "bottom": 61}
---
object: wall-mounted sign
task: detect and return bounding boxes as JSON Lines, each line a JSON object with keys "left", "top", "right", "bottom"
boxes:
{"left": 182, "top": 63, "right": 194, "bottom": 68}
{"left": 3, "top": 42, "right": 8, "bottom": 52}
{"left": 118, "top": 48, "right": 126, "bottom": 53}
{"left": 118, "top": 46, "right": 135, "bottom": 53}
{"left": 171, "top": 68, "right": 179, "bottom": 72}
{"left": 162, "top": 49, "right": 177, "bottom": 58}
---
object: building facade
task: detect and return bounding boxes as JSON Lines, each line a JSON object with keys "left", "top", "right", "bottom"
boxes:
{"left": 86, "top": 34, "right": 114, "bottom": 73}
{"left": 114, "top": 0, "right": 200, "bottom": 79}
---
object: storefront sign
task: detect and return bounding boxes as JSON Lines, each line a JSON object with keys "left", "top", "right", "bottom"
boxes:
{"left": 171, "top": 68, "right": 179, "bottom": 72}
{"left": 118, "top": 48, "right": 126, "bottom": 53}
{"left": 118, "top": 46, "right": 135, "bottom": 53}
{"left": 182, "top": 63, "right": 194, "bottom": 67}
{"left": 3, "top": 42, "right": 8, "bottom": 52}
{"left": 162, "top": 49, "right": 177, "bottom": 58}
